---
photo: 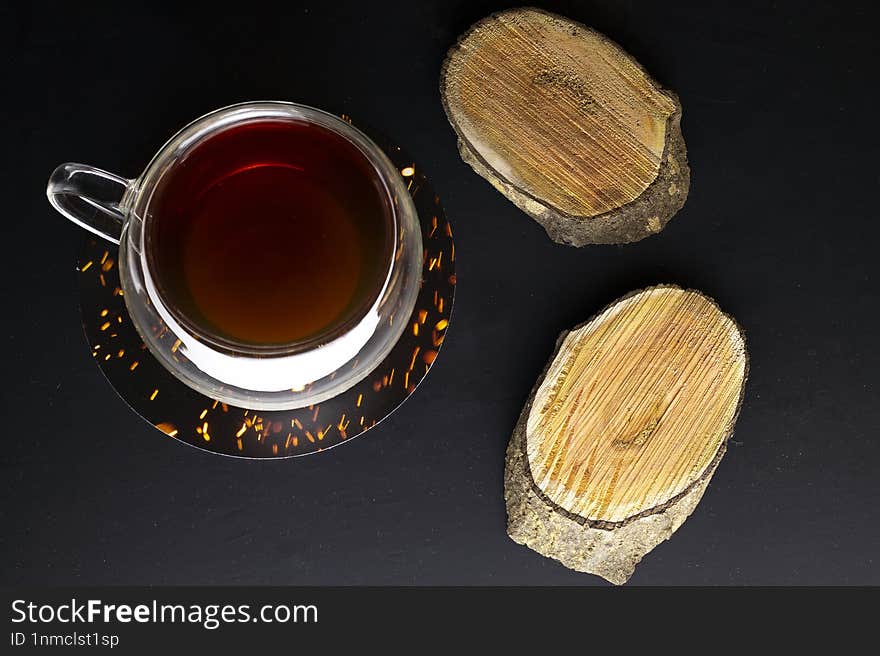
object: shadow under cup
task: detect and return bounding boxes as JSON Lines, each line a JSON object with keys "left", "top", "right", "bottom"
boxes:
{"left": 145, "top": 118, "right": 396, "bottom": 353}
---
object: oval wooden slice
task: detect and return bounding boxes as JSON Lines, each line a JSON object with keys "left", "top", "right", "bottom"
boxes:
{"left": 505, "top": 286, "right": 747, "bottom": 583}
{"left": 441, "top": 8, "right": 690, "bottom": 245}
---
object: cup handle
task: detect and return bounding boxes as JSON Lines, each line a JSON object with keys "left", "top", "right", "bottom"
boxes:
{"left": 47, "top": 163, "right": 133, "bottom": 244}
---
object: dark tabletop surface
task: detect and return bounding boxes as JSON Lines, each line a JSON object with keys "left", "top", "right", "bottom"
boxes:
{"left": 2, "top": 0, "right": 877, "bottom": 585}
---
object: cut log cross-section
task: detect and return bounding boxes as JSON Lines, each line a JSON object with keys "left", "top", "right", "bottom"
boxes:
{"left": 505, "top": 286, "right": 748, "bottom": 584}
{"left": 441, "top": 8, "right": 690, "bottom": 245}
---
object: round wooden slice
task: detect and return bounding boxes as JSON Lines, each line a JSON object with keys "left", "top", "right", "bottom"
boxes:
{"left": 441, "top": 8, "right": 690, "bottom": 245}
{"left": 505, "top": 286, "right": 747, "bottom": 583}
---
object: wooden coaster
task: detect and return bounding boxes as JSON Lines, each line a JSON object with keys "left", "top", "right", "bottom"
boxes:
{"left": 441, "top": 8, "right": 689, "bottom": 245}
{"left": 505, "top": 286, "right": 747, "bottom": 583}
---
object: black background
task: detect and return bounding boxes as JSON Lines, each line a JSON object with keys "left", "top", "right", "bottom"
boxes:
{"left": 2, "top": 0, "right": 877, "bottom": 586}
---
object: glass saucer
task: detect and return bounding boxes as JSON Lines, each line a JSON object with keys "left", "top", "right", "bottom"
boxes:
{"left": 77, "top": 127, "right": 455, "bottom": 458}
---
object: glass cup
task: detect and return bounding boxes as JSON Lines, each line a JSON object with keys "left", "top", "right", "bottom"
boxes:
{"left": 47, "top": 101, "right": 422, "bottom": 410}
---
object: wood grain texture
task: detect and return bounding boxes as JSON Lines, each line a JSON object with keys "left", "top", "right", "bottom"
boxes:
{"left": 505, "top": 286, "right": 748, "bottom": 583}
{"left": 441, "top": 8, "right": 690, "bottom": 245}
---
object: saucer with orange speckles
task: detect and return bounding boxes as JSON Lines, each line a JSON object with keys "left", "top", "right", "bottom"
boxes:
{"left": 77, "top": 134, "right": 455, "bottom": 458}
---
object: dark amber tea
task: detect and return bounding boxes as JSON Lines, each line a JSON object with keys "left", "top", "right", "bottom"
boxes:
{"left": 147, "top": 119, "right": 394, "bottom": 347}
